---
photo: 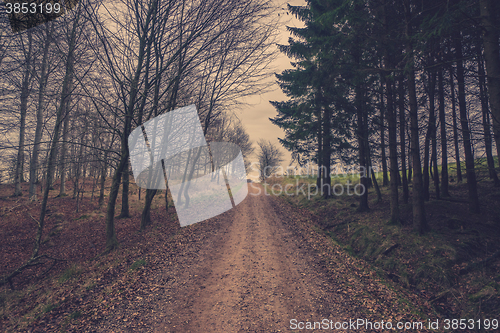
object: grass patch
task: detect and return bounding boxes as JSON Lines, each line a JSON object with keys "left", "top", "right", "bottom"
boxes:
{"left": 34, "top": 302, "right": 58, "bottom": 320}
{"left": 43, "top": 303, "right": 57, "bottom": 314}
{"left": 69, "top": 310, "right": 82, "bottom": 319}
{"left": 85, "top": 281, "right": 97, "bottom": 291}
{"left": 129, "top": 259, "right": 147, "bottom": 271}
{"left": 58, "top": 265, "right": 81, "bottom": 283}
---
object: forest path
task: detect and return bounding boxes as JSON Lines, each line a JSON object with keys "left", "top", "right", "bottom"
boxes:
{"left": 156, "top": 184, "right": 338, "bottom": 332}
{"left": 146, "top": 184, "right": 408, "bottom": 333}
{"left": 90, "top": 184, "right": 423, "bottom": 332}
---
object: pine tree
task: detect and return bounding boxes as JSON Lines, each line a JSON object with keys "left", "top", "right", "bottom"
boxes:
{"left": 271, "top": 1, "right": 353, "bottom": 199}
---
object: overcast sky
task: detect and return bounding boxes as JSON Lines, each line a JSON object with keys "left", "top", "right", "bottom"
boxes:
{"left": 236, "top": 0, "right": 306, "bottom": 172}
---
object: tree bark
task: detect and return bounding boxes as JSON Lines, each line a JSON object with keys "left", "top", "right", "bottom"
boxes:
{"left": 423, "top": 70, "right": 436, "bottom": 201}
{"left": 406, "top": 29, "right": 427, "bottom": 233}
{"left": 29, "top": 26, "right": 51, "bottom": 200}
{"left": 322, "top": 97, "right": 332, "bottom": 199}
{"left": 73, "top": 126, "right": 86, "bottom": 199}
{"left": 59, "top": 114, "right": 70, "bottom": 196}
{"left": 367, "top": 142, "right": 382, "bottom": 203}
{"left": 382, "top": 56, "right": 399, "bottom": 223}
{"left": 386, "top": 81, "right": 399, "bottom": 223}
{"left": 14, "top": 30, "right": 33, "bottom": 197}
{"left": 431, "top": 124, "right": 440, "bottom": 199}
{"left": 478, "top": 51, "right": 500, "bottom": 186}
{"left": 141, "top": 189, "right": 157, "bottom": 230}
{"left": 316, "top": 102, "right": 323, "bottom": 190}
{"left": 356, "top": 85, "right": 369, "bottom": 212}
{"left": 118, "top": 159, "right": 131, "bottom": 218}
{"left": 398, "top": 76, "right": 409, "bottom": 203}
{"left": 99, "top": 150, "right": 108, "bottom": 207}
{"left": 438, "top": 70, "right": 450, "bottom": 196}
{"left": 429, "top": 71, "right": 440, "bottom": 199}
{"left": 450, "top": 67, "right": 462, "bottom": 182}
{"left": 380, "top": 89, "right": 389, "bottom": 187}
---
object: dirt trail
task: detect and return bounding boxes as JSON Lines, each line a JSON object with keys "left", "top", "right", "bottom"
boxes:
{"left": 86, "top": 184, "right": 423, "bottom": 332}
{"left": 0, "top": 183, "right": 438, "bottom": 332}
{"left": 153, "top": 184, "right": 354, "bottom": 332}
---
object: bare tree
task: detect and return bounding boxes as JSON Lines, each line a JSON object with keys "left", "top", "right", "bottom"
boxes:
{"left": 12, "top": 29, "right": 34, "bottom": 196}
{"left": 206, "top": 114, "right": 254, "bottom": 170}
{"left": 1, "top": 2, "right": 86, "bottom": 287}
{"left": 257, "top": 139, "right": 284, "bottom": 182}
{"left": 29, "top": 22, "right": 54, "bottom": 201}
{"left": 84, "top": 0, "right": 278, "bottom": 241}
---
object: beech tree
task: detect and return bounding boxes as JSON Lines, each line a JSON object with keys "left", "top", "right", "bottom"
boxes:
{"left": 12, "top": 29, "right": 34, "bottom": 197}
{"left": 85, "top": 0, "right": 278, "bottom": 247}
{"left": 1, "top": 2, "right": 86, "bottom": 287}
{"left": 28, "top": 22, "right": 54, "bottom": 201}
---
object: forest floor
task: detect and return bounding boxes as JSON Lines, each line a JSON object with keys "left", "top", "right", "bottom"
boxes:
{"left": 272, "top": 174, "right": 500, "bottom": 325}
{"left": 0, "top": 181, "right": 439, "bottom": 332}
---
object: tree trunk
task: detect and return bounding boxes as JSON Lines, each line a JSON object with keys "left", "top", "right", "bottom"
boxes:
{"left": 138, "top": 8, "right": 167, "bottom": 228}
{"left": 381, "top": 23, "right": 400, "bottom": 220}
{"left": 14, "top": 30, "right": 33, "bottom": 197}
{"left": 398, "top": 76, "right": 409, "bottom": 204}
{"left": 431, "top": 126, "right": 440, "bottom": 199}
{"left": 383, "top": 63, "right": 399, "bottom": 223}
{"left": 380, "top": 90, "right": 389, "bottom": 187}
{"left": 423, "top": 128, "right": 431, "bottom": 201}
{"left": 141, "top": 189, "right": 157, "bottom": 230}
{"left": 478, "top": 52, "right": 500, "bottom": 186}
{"left": 105, "top": 1, "right": 157, "bottom": 250}
{"left": 118, "top": 159, "right": 131, "bottom": 218}
{"left": 367, "top": 133, "right": 382, "bottom": 203}
{"left": 322, "top": 102, "right": 332, "bottom": 199}
{"left": 406, "top": 33, "right": 428, "bottom": 233}
{"left": 165, "top": 188, "right": 169, "bottom": 212}
{"left": 91, "top": 170, "right": 98, "bottom": 202}
{"left": 316, "top": 104, "right": 323, "bottom": 190}
{"left": 99, "top": 150, "right": 108, "bottom": 207}
{"left": 29, "top": 23, "right": 53, "bottom": 201}
{"left": 33, "top": 11, "right": 78, "bottom": 259}
{"left": 28, "top": 29, "right": 48, "bottom": 200}
{"left": 429, "top": 71, "right": 440, "bottom": 199}
{"left": 407, "top": 147, "right": 412, "bottom": 183}
{"left": 105, "top": 161, "right": 122, "bottom": 251}
{"left": 450, "top": 67, "right": 462, "bottom": 182}
{"left": 73, "top": 132, "right": 85, "bottom": 199}
{"left": 59, "top": 103, "right": 71, "bottom": 197}
{"left": 455, "top": 33, "right": 480, "bottom": 213}
{"left": 423, "top": 71, "right": 436, "bottom": 201}
{"left": 438, "top": 70, "right": 450, "bottom": 196}
{"left": 480, "top": 0, "right": 500, "bottom": 166}
{"left": 356, "top": 86, "right": 369, "bottom": 212}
